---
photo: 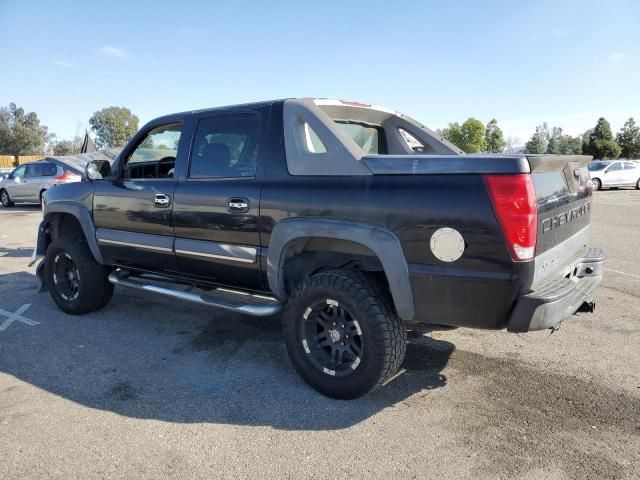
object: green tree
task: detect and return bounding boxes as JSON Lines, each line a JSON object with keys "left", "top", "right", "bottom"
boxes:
{"left": 89, "top": 106, "right": 139, "bottom": 148}
{"left": 524, "top": 123, "right": 550, "bottom": 154}
{"left": 484, "top": 119, "right": 506, "bottom": 153}
{"left": 616, "top": 118, "right": 640, "bottom": 159}
{"left": 0, "top": 103, "right": 49, "bottom": 155}
{"left": 586, "top": 117, "right": 621, "bottom": 159}
{"left": 546, "top": 127, "right": 582, "bottom": 155}
{"left": 52, "top": 137, "right": 83, "bottom": 156}
{"left": 442, "top": 118, "right": 486, "bottom": 153}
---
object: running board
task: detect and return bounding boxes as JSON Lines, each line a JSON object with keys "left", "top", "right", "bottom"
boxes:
{"left": 108, "top": 271, "right": 282, "bottom": 317}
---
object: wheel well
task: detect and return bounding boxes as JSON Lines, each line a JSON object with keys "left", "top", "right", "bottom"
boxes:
{"left": 281, "top": 237, "right": 389, "bottom": 296}
{"left": 46, "top": 213, "right": 85, "bottom": 240}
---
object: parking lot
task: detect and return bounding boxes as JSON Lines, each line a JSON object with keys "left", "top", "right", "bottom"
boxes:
{"left": 0, "top": 191, "right": 638, "bottom": 480}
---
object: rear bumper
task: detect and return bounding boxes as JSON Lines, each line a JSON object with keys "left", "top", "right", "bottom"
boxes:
{"left": 507, "top": 247, "right": 606, "bottom": 332}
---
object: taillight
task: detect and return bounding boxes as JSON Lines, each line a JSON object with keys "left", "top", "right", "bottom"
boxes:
{"left": 54, "top": 170, "right": 80, "bottom": 182}
{"left": 483, "top": 174, "right": 538, "bottom": 262}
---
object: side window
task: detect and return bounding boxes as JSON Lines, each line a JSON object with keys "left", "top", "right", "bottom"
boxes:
{"left": 303, "top": 122, "right": 327, "bottom": 153}
{"left": 607, "top": 162, "right": 623, "bottom": 172}
{"left": 189, "top": 113, "right": 260, "bottom": 179}
{"left": 623, "top": 162, "right": 636, "bottom": 169}
{"left": 40, "top": 163, "right": 58, "bottom": 176}
{"left": 25, "top": 164, "right": 42, "bottom": 177}
{"left": 12, "top": 165, "right": 26, "bottom": 179}
{"left": 398, "top": 128, "right": 426, "bottom": 152}
{"left": 124, "top": 124, "right": 182, "bottom": 179}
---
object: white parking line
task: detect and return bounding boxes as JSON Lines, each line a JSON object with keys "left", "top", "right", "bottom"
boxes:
{"left": 0, "top": 304, "right": 39, "bottom": 331}
{"left": 605, "top": 268, "right": 640, "bottom": 281}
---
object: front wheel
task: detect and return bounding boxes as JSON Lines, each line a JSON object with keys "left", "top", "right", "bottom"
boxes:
{"left": 591, "top": 178, "right": 602, "bottom": 191}
{"left": 283, "top": 270, "right": 406, "bottom": 399}
{"left": 45, "top": 237, "right": 114, "bottom": 314}
{"left": 0, "top": 189, "right": 13, "bottom": 207}
{"left": 636, "top": 178, "right": 640, "bottom": 190}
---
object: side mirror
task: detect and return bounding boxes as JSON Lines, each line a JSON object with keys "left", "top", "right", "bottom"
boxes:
{"left": 85, "top": 160, "right": 112, "bottom": 181}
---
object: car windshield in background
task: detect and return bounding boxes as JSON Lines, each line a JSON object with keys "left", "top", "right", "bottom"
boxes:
{"left": 335, "top": 122, "right": 380, "bottom": 154}
{"left": 588, "top": 161, "right": 610, "bottom": 171}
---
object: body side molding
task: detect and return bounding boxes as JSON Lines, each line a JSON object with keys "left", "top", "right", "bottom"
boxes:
{"left": 267, "top": 218, "right": 415, "bottom": 320}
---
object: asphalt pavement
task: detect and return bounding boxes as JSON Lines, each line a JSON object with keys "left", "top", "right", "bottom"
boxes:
{"left": 0, "top": 190, "right": 638, "bottom": 479}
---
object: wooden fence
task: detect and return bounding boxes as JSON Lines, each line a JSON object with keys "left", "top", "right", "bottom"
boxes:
{"left": 0, "top": 155, "right": 15, "bottom": 169}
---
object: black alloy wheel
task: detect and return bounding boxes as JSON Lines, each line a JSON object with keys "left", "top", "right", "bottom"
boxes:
{"left": 300, "top": 299, "right": 364, "bottom": 377}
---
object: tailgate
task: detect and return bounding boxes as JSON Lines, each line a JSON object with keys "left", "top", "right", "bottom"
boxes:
{"left": 528, "top": 155, "right": 593, "bottom": 283}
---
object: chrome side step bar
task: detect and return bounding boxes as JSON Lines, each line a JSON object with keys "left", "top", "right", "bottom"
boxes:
{"left": 108, "top": 270, "right": 282, "bottom": 317}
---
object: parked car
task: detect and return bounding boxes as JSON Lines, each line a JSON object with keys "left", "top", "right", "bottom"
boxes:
{"left": 32, "top": 98, "right": 606, "bottom": 399}
{"left": 588, "top": 160, "right": 640, "bottom": 190}
{"left": 0, "top": 160, "right": 81, "bottom": 207}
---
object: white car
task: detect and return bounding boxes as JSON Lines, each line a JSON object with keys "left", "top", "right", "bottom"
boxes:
{"left": 588, "top": 160, "right": 640, "bottom": 190}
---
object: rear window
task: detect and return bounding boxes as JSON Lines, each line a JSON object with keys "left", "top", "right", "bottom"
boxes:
{"left": 335, "top": 123, "right": 382, "bottom": 154}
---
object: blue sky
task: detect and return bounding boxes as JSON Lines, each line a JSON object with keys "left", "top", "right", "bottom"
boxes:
{"left": 1, "top": 0, "right": 638, "bottom": 145}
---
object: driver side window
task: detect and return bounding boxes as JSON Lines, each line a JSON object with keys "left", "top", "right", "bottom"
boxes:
{"left": 124, "top": 123, "right": 182, "bottom": 179}
{"left": 12, "top": 165, "right": 26, "bottom": 179}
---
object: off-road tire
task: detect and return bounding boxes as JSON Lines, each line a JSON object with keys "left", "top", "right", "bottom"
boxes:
{"left": 45, "top": 237, "right": 114, "bottom": 314}
{"left": 591, "top": 178, "right": 601, "bottom": 191}
{"left": 284, "top": 270, "right": 406, "bottom": 399}
{"left": 0, "top": 189, "right": 13, "bottom": 207}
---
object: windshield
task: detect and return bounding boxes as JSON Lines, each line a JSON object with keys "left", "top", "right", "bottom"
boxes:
{"left": 588, "top": 161, "right": 609, "bottom": 171}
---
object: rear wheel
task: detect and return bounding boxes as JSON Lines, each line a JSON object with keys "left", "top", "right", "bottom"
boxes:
{"left": 45, "top": 237, "right": 114, "bottom": 314}
{"left": 592, "top": 178, "right": 601, "bottom": 191}
{"left": 0, "top": 189, "right": 13, "bottom": 207}
{"left": 636, "top": 178, "right": 640, "bottom": 190}
{"left": 284, "top": 270, "right": 406, "bottom": 399}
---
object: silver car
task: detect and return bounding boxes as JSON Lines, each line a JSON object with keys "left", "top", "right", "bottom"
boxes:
{"left": 0, "top": 160, "right": 81, "bottom": 207}
{"left": 588, "top": 160, "right": 640, "bottom": 190}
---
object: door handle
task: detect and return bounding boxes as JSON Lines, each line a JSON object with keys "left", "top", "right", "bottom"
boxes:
{"left": 154, "top": 193, "right": 171, "bottom": 208}
{"left": 228, "top": 197, "right": 249, "bottom": 213}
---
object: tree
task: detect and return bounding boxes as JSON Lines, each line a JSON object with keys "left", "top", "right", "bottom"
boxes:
{"left": 616, "top": 117, "right": 640, "bottom": 159}
{"left": 546, "top": 127, "right": 582, "bottom": 155}
{"left": 442, "top": 118, "right": 486, "bottom": 153}
{"left": 504, "top": 136, "right": 522, "bottom": 154}
{"left": 484, "top": 119, "right": 506, "bottom": 153}
{"left": 524, "top": 123, "right": 550, "bottom": 154}
{"left": 586, "top": 117, "right": 621, "bottom": 159}
{"left": 0, "top": 103, "right": 49, "bottom": 155}
{"left": 52, "top": 137, "right": 83, "bottom": 156}
{"left": 581, "top": 129, "right": 593, "bottom": 155}
{"left": 89, "top": 106, "right": 139, "bottom": 148}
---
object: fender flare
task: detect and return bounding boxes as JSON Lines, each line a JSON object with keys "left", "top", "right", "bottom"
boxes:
{"left": 44, "top": 201, "right": 104, "bottom": 264}
{"left": 267, "top": 218, "right": 414, "bottom": 320}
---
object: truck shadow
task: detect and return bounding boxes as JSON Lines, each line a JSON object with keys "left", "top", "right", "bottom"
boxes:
{"left": 0, "top": 273, "right": 453, "bottom": 431}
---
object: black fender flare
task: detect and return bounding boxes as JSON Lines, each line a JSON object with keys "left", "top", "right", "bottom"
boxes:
{"left": 267, "top": 218, "right": 414, "bottom": 320}
{"left": 43, "top": 201, "right": 104, "bottom": 264}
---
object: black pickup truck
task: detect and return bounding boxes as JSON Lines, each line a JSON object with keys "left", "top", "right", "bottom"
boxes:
{"left": 33, "top": 98, "right": 606, "bottom": 398}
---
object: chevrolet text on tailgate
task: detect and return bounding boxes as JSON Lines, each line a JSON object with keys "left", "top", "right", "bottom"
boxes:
{"left": 32, "top": 98, "right": 606, "bottom": 399}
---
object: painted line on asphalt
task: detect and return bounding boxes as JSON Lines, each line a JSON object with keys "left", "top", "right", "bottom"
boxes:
{"left": 0, "top": 304, "right": 39, "bottom": 332}
{"left": 605, "top": 268, "right": 640, "bottom": 281}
